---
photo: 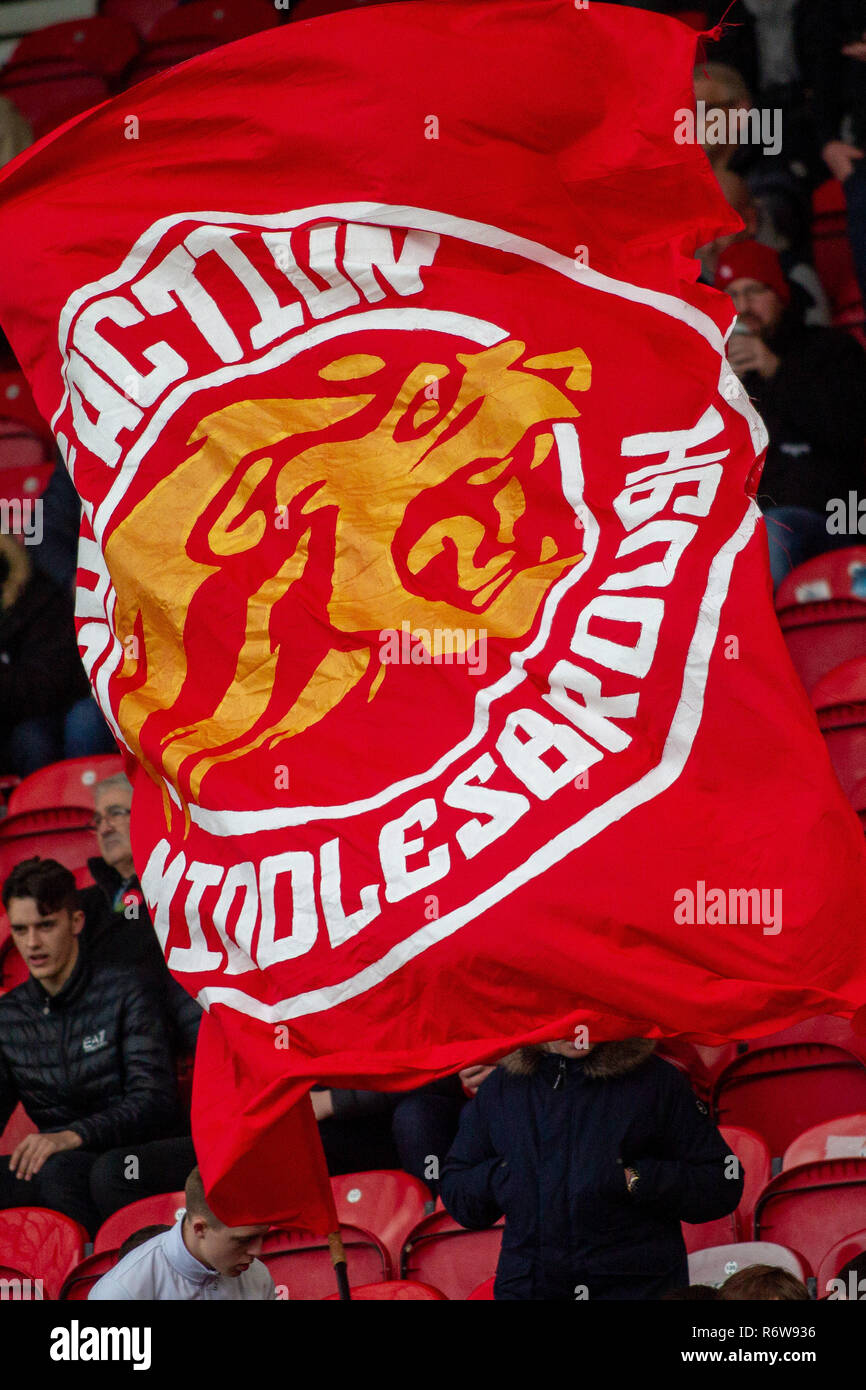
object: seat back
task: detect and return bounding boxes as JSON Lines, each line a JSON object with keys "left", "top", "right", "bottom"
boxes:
{"left": 817, "top": 706, "right": 866, "bottom": 801}
{"left": 7, "top": 755, "right": 123, "bottom": 818}
{"left": 0, "top": 1102, "right": 37, "bottom": 1151}
{"left": 261, "top": 1223, "right": 389, "bottom": 1298}
{"left": 813, "top": 659, "right": 866, "bottom": 710}
{"left": 323, "top": 1279, "right": 447, "bottom": 1300}
{"left": 60, "top": 1249, "right": 118, "bottom": 1300}
{"left": 0, "top": 1207, "right": 88, "bottom": 1299}
{"left": 688, "top": 1241, "right": 809, "bottom": 1289}
{"left": 816, "top": 1226, "right": 866, "bottom": 1298}
{"left": 755, "top": 1157, "right": 866, "bottom": 1275}
{"left": 7, "top": 17, "right": 139, "bottom": 80}
{"left": 100, "top": 0, "right": 179, "bottom": 39}
{"left": 331, "top": 1170, "right": 431, "bottom": 1274}
{"left": 94, "top": 1192, "right": 185, "bottom": 1254}
{"left": 776, "top": 548, "right": 866, "bottom": 609}
{"left": 812, "top": 179, "right": 865, "bottom": 320}
{"left": 777, "top": 600, "right": 866, "bottom": 696}
{"left": 783, "top": 1114, "right": 866, "bottom": 1169}
{"left": 714, "top": 1044, "right": 866, "bottom": 1158}
{"left": 401, "top": 1209, "right": 504, "bottom": 1300}
{"left": 0, "top": 813, "right": 101, "bottom": 890}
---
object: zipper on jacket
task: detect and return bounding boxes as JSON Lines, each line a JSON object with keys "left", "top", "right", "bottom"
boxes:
{"left": 552, "top": 1055, "right": 567, "bottom": 1090}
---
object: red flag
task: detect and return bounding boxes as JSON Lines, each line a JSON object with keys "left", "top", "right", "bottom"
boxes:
{"left": 0, "top": 1, "right": 865, "bottom": 1225}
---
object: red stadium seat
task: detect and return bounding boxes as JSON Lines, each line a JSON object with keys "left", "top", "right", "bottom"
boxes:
{"left": 0, "top": 464, "right": 53, "bottom": 509}
{"left": 0, "top": 812, "right": 101, "bottom": 890}
{"left": 815, "top": 1227, "right": 866, "bottom": 1298}
{"left": 125, "top": 0, "right": 278, "bottom": 82}
{"left": 331, "top": 1170, "right": 431, "bottom": 1273}
{"left": 323, "top": 1279, "right": 447, "bottom": 1300}
{"left": 94, "top": 1191, "right": 186, "bottom": 1254}
{"left": 59, "top": 1249, "right": 118, "bottom": 1300}
{"left": 817, "top": 703, "right": 866, "bottom": 801}
{"left": 0, "top": 371, "right": 52, "bottom": 444}
{"left": 812, "top": 179, "right": 866, "bottom": 335}
{"left": 755, "top": 1158, "right": 866, "bottom": 1277}
{"left": 0, "top": 418, "right": 49, "bottom": 472}
{"left": 467, "top": 1276, "right": 496, "bottom": 1300}
{"left": 783, "top": 1114, "right": 866, "bottom": 1170}
{"left": 777, "top": 600, "right": 866, "bottom": 697}
{"left": 7, "top": 755, "right": 123, "bottom": 818}
{"left": 812, "top": 658, "right": 866, "bottom": 710}
{"left": 6, "top": 17, "right": 139, "bottom": 81}
{"left": 688, "top": 1241, "right": 809, "bottom": 1289}
{"left": 744, "top": 1012, "right": 866, "bottom": 1064}
{"left": 0, "top": 72, "right": 109, "bottom": 141}
{"left": 261, "top": 1224, "right": 390, "bottom": 1298}
{"left": 713, "top": 1043, "right": 866, "bottom": 1159}
{"left": 681, "top": 1125, "right": 771, "bottom": 1253}
{"left": 0, "top": 1103, "right": 37, "bottom": 1151}
{"left": 0, "top": 1207, "right": 88, "bottom": 1299}
{"left": 776, "top": 548, "right": 866, "bottom": 609}
{"left": 400, "top": 1208, "right": 504, "bottom": 1300}
{"left": 100, "top": 0, "right": 180, "bottom": 39}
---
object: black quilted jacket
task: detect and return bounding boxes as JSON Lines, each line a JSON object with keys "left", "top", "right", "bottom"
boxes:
{"left": 0, "top": 951, "right": 182, "bottom": 1151}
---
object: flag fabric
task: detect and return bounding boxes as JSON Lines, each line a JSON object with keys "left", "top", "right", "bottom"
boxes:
{"left": 0, "top": 0, "right": 865, "bottom": 1226}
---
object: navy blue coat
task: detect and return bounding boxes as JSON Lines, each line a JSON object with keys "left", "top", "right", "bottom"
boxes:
{"left": 440, "top": 1043, "right": 743, "bottom": 1301}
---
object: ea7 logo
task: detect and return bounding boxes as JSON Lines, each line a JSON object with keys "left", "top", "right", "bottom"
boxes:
{"left": 82, "top": 1029, "right": 107, "bottom": 1053}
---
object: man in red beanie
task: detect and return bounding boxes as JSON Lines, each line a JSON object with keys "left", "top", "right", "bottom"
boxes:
{"left": 715, "top": 240, "right": 866, "bottom": 587}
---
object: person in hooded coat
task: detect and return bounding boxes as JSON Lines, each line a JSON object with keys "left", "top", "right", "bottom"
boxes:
{"left": 440, "top": 1037, "right": 743, "bottom": 1301}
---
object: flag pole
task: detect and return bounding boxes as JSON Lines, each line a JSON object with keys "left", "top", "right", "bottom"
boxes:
{"left": 328, "top": 1230, "right": 352, "bottom": 1300}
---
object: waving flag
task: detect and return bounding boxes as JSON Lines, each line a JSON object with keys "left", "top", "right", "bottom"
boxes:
{"left": 0, "top": 0, "right": 865, "bottom": 1225}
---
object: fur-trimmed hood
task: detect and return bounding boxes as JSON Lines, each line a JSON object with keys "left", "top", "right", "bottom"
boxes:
{"left": 500, "top": 1038, "right": 655, "bottom": 1080}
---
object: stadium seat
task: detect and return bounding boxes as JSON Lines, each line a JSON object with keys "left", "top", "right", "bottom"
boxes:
{"left": 0, "top": 1102, "right": 37, "bottom": 1151}
{"left": 7, "top": 755, "right": 123, "bottom": 818}
{"left": 323, "top": 1279, "right": 447, "bottom": 1300}
{"left": 777, "top": 600, "right": 866, "bottom": 697}
{"left": 688, "top": 1242, "right": 809, "bottom": 1289}
{"left": 331, "top": 1169, "right": 431, "bottom": 1273}
{"left": 124, "top": 0, "right": 279, "bottom": 83}
{"left": 467, "top": 1276, "right": 496, "bottom": 1299}
{"left": 783, "top": 1114, "right": 866, "bottom": 1169}
{"left": 812, "top": 658, "right": 866, "bottom": 710}
{"left": 0, "top": 813, "right": 101, "bottom": 890}
{"left": 400, "top": 1208, "right": 504, "bottom": 1300}
{"left": 656, "top": 1038, "right": 711, "bottom": 1099}
{"left": 59, "top": 1249, "right": 118, "bottom": 1300}
{"left": 812, "top": 179, "right": 866, "bottom": 340}
{"left": 776, "top": 547, "right": 866, "bottom": 609}
{"left": 0, "top": 1207, "right": 88, "bottom": 1299}
{"left": 0, "top": 463, "right": 53, "bottom": 507}
{"left": 754, "top": 1157, "right": 866, "bottom": 1275}
{"left": 815, "top": 1227, "right": 866, "bottom": 1298}
{"left": 0, "top": 371, "right": 53, "bottom": 446}
{"left": 94, "top": 1191, "right": 185, "bottom": 1254}
{"left": 0, "top": 417, "right": 49, "bottom": 472}
{"left": 291, "top": 0, "right": 389, "bottom": 19}
{"left": 0, "top": 69, "right": 109, "bottom": 141}
{"left": 742, "top": 1013, "right": 866, "bottom": 1066}
{"left": 100, "top": 0, "right": 180, "bottom": 39}
{"left": 713, "top": 1043, "right": 866, "bottom": 1159}
{"left": 4, "top": 17, "right": 139, "bottom": 81}
{"left": 261, "top": 1223, "right": 390, "bottom": 1298}
{"left": 816, "top": 703, "right": 866, "bottom": 802}
{"left": 681, "top": 1125, "right": 771, "bottom": 1254}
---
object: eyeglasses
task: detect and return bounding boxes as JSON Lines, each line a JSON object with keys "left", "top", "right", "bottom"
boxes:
{"left": 90, "top": 805, "right": 132, "bottom": 832}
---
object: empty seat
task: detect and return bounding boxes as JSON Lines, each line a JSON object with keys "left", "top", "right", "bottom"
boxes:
{"left": 60, "top": 1250, "right": 118, "bottom": 1300}
{"left": 743, "top": 1013, "right": 866, "bottom": 1066}
{"left": 0, "top": 1102, "right": 37, "bottom": 1151}
{"left": 817, "top": 704, "right": 866, "bottom": 802}
{"left": 4, "top": 17, "right": 139, "bottom": 81}
{"left": 0, "top": 371, "right": 53, "bottom": 446}
{"left": 777, "top": 600, "right": 866, "bottom": 697}
{"left": 261, "top": 1224, "right": 389, "bottom": 1298}
{"left": 776, "top": 547, "right": 866, "bottom": 609}
{"left": 331, "top": 1170, "right": 431, "bottom": 1274}
{"left": 815, "top": 1226, "right": 866, "bottom": 1298}
{"left": 0, "top": 813, "right": 101, "bottom": 889}
{"left": 7, "top": 754, "right": 123, "bottom": 818}
{"left": 100, "top": 0, "right": 180, "bottom": 39}
{"left": 94, "top": 1191, "right": 185, "bottom": 1254}
{"left": 323, "top": 1279, "right": 447, "bottom": 1300}
{"left": 688, "top": 1241, "right": 809, "bottom": 1289}
{"left": 682, "top": 1125, "right": 771, "bottom": 1253}
{"left": 812, "top": 659, "right": 866, "bottom": 710}
{"left": 755, "top": 1157, "right": 866, "bottom": 1276}
{"left": 401, "top": 1208, "right": 503, "bottom": 1300}
{"left": 0, "top": 1207, "right": 88, "bottom": 1299}
{"left": 713, "top": 1043, "right": 866, "bottom": 1158}
{"left": 783, "top": 1114, "right": 866, "bottom": 1169}
{"left": 0, "top": 462, "right": 53, "bottom": 506}
{"left": 124, "top": 0, "right": 278, "bottom": 83}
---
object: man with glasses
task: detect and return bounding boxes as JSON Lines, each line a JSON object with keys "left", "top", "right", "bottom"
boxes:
{"left": 715, "top": 239, "right": 866, "bottom": 587}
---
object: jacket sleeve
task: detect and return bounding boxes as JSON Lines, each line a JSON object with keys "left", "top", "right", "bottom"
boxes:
{"left": 624, "top": 1067, "right": 744, "bottom": 1225}
{"left": 439, "top": 1079, "right": 506, "bottom": 1230}
{"left": 761, "top": 332, "right": 866, "bottom": 456}
{"left": 165, "top": 976, "right": 202, "bottom": 1057}
{"left": 328, "top": 1087, "right": 397, "bottom": 1120}
{"left": 0, "top": 1041, "right": 18, "bottom": 1137}
{"left": 66, "top": 977, "right": 180, "bottom": 1151}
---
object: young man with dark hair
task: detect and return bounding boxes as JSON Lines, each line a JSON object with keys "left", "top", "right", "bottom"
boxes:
{"left": 0, "top": 857, "right": 186, "bottom": 1234}
{"left": 89, "top": 1166, "right": 275, "bottom": 1300}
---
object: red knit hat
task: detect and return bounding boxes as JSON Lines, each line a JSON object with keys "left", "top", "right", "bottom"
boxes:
{"left": 714, "top": 240, "right": 790, "bottom": 304}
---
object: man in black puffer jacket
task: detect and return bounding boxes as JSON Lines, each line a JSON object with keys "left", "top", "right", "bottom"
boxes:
{"left": 0, "top": 859, "right": 185, "bottom": 1235}
{"left": 441, "top": 1037, "right": 743, "bottom": 1300}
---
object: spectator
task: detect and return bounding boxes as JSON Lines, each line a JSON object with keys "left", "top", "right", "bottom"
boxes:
{"left": 694, "top": 62, "right": 756, "bottom": 175}
{"left": 0, "top": 535, "right": 92, "bottom": 775}
{"left": 813, "top": 0, "right": 866, "bottom": 302}
{"left": 718, "top": 1263, "right": 810, "bottom": 1299}
{"left": 715, "top": 239, "right": 866, "bottom": 586}
{"left": 0, "top": 858, "right": 184, "bottom": 1235}
{"left": 88, "top": 1167, "right": 275, "bottom": 1300}
{"left": 118, "top": 1224, "right": 172, "bottom": 1259}
{"left": 440, "top": 1037, "right": 743, "bottom": 1300}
